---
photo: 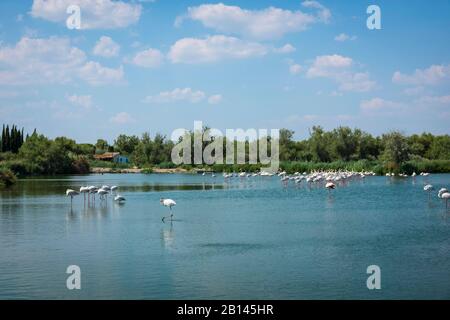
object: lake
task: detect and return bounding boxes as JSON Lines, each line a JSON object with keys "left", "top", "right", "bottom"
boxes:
{"left": 0, "top": 173, "right": 449, "bottom": 299}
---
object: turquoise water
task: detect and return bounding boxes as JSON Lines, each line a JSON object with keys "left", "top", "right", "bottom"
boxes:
{"left": 0, "top": 173, "right": 449, "bottom": 299}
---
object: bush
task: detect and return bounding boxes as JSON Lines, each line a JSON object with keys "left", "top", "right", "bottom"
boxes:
{"left": 1, "top": 159, "right": 28, "bottom": 176}
{"left": 72, "top": 157, "right": 90, "bottom": 174}
{"left": 157, "top": 162, "right": 176, "bottom": 169}
{"left": 141, "top": 167, "right": 153, "bottom": 174}
{"left": 0, "top": 167, "right": 17, "bottom": 187}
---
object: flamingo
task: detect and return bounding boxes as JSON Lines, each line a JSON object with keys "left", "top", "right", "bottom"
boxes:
{"left": 111, "top": 185, "right": 118, "bottom": 192}
{"left": 88, "top": 186, "right": 98, "bottom": 204}
{"left": 438, "top": 188, "right": 448, "bottom": 198}
{"left": 424, "top": 184, "right": 434, "bottom": 200}
{"left": 441, "top": 192, "right": 450, "bottom": 209}
{"left": 79, "top": 186, "right": 89, "bottom": 204}
{"left": 325, "top": 182, "right": 336, "bottom": 192}
{"left": 66, "top": 189, "right": 79, "bottom": 207}
{"left": 114, "top": 195, "right": 126, "bottom": 203}
{"left": 160, "top": 198, "right": 176, "bottom": 222}
{"left": 97, "top": 188, "right": 109, "bottom": 202}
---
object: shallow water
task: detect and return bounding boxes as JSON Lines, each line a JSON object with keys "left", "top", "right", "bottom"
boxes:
{"left": 0, "top": 173, "right": 449, "bottom": 299}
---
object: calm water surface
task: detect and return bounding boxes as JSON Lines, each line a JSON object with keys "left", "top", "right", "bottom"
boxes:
{"left": 0, "top": 173, "right": 449, "bottom": 299}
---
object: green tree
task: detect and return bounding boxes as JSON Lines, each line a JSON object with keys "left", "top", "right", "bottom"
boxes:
{"left": 114, "top": 134, "right": 140, "bottom": 155}
{"left": 95, "top": 139, "right": 109, "bottom": 154}
{"left": 381, "top": 131, "right": 410, "bottom": 168}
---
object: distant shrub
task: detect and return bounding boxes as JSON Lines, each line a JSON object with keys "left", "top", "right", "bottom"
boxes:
{"left": 0, "top": 167, "right": 17, "bottom": 187}
{"left": 158, "top": 162, "right": 176, "bottom": 169}
{"left": 72, "top": 157, "right": 90, "bottom": 174}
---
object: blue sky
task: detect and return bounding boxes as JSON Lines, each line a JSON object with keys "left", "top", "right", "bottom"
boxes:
{"left": 0, "top": 0, "right": 449, "bottom": 143}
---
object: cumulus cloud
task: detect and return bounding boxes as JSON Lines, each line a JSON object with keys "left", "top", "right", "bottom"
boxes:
{"left": 274, "top": 44, "right": 296, "bottom": 54}
{"left": 93, "top": 36, "right": 120, "bottom": 57}
{"left": 30, "top": 0, "right": 141, "bottom": 29}
{"left": 168, "top": 35, "right": 268, "bottom": 64}
{"left": 306, "top": 54, "right": 375, "bottom": 92}
{"left": 143, "top": 88, "right": 206, "bottom": 104}
{"left": 0, "top": 37, "right": 124, "bottom": 86}
{"left": 143, "top": 88, "right": 222, "bottom": 105}
{"left": 0, "top": 37, "right": 85, "bottom": 85}
{"left": 360, "top": 98, "right": 404, "bottom": 114}
{"left": 177, "top": 1, "right": 330, "bottom": 40}
{"left": 334, "top": 33, "right": 357, "bottom": 42}
{"left": 110, "top": 112, "right": 135, "bottom": 124}
{"left": 67, "top": 94, "right": 94, "bottom": 109}
{"left": 392, "top": 64, "right": 450, "bottom": 86}
{"left": 129, "top": 48, "right": 164, "bottom": 68}
{"left": 208, "top": 94, "right": 223, "bottom": 104}
{"left": 78, "top": 62, "right": 124, "bottom": 86}
{"left": 289, "top": 64, "right": 302, "bottom": 75}
{"left": 415, "top": 95, "right": 450, "bottom": 105}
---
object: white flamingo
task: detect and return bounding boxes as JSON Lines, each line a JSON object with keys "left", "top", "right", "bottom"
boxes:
{"left": 114, "top": 195, "right": 126, "bottom": 203}
{"left": 97, "top": 188, "right": 109, "bottom": 202}
{"left": 325, "top": 182, "right": 336, "bottom": 192}
{"left": 424, "top": 184, "right": 434, "bottom": 200}
{"left": 66, "top": 189, "right": 79, "bottom": 207}
{"left": 79, "top": 186, "right": 89, "bottom": 203}
{"left": 441, "top": 193, "right": 450, "bottom": 209}
{"left": 160, "top": 198, "right": 176, "bottom": 222}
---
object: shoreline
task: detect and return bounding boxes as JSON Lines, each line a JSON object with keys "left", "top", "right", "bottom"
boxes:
{"left": 90, "top": 167, "right": 190, "bottom": 174}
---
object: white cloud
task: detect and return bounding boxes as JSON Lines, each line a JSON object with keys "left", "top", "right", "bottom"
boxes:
{"left": 67, "top": 94, "right": 93, "bottom": 109}
{"left": 274, "top": 44, "right": 296, "bottom": 54}
{"left": 168, "top": 35, "right": 267, "bottom": 64}
{"left": 208, "top": 94, "right": 223, "bottom": 104}
{"left": 110, "top": 112, "right": 135, "bottom": 124}
{"left": 30, "top": 0, "right": 141, "bottom": 29}
{"left": 143, "top": 88, "right": 207, "bottom": 104}
{"left": 0, "top": 37, "right": 124, "bottom": 86}
{"left": 334, "top": 33, "right": 357, "bottom": 42}
{"left": 415, "top": 95, "right": 450, "bottom": 105}
{"left": 129, "top": 48, "right": 164, "bottom": 68}
{"left": 177, "top": 1, "right": 330, "bottom": 40}
{"left": 360, "top": 98, "right": 404, "bottom": 113}
{"left": 392, "top": 64, "right": 450, "bottom": 86}
{"left": 93, "top": 36, "right": 120, "bottom": 58}
{"left": 78, "top": 62, "right": 124, "bottom": 86}
{"left": 0, "top": 37, "right": 85, "bottom": 85}
{"left": 402, "top": 86, "right": 425, "bottom": 96}
{"left": 289, "top": 64, "right": 302, "bottom": 75}
{"left": 306, "top": 54, "right": 375, "bottom": 92}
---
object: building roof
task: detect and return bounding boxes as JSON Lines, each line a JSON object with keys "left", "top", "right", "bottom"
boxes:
{"left": 93, "top": 152, "right": 120, "bottom": 160}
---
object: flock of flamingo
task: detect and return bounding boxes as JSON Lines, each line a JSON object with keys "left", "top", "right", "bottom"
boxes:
{"left": 65, "top": 170, "right": 449, "bottom": 220}
{"left": 65, "top": 185, "right": 177, "bottom": 222}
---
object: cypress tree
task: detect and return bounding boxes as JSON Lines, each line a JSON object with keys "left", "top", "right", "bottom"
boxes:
{"left": 1, "top": 125, "right": 5, "bottom": 152}
{"left": 5, "top": 125, "right": 10, "bottom": 152}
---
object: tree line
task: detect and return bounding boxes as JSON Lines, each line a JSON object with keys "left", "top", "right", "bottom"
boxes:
{"left": 1, "top": 124, "right": 450, "bottom": 183}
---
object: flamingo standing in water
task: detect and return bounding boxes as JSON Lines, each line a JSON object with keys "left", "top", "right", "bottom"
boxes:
{"left": 424, "top": 184, "right": 434, "bottom": 200}
{"left": 438, "top": 188, "right": 450, "bottom": 209}
{"left": 80, "top": 186, "right": 89, "bottom": 204}
{"left": 66, "top": 189, "right": 79, "bottom": 207}
{"left": 160, "top": 198, "right": 176, "bottom": 222}
{"left": 325, "top": 182, "right": 336, "bottom": 193}
{"left": 441, "top": 193, "right": 450, "bottom": 209}
{"left": 114, "top": 194, "right": 126, "bottom": 203}
{"left": 97, "top": 188, "right": 109, "bottom": 202}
